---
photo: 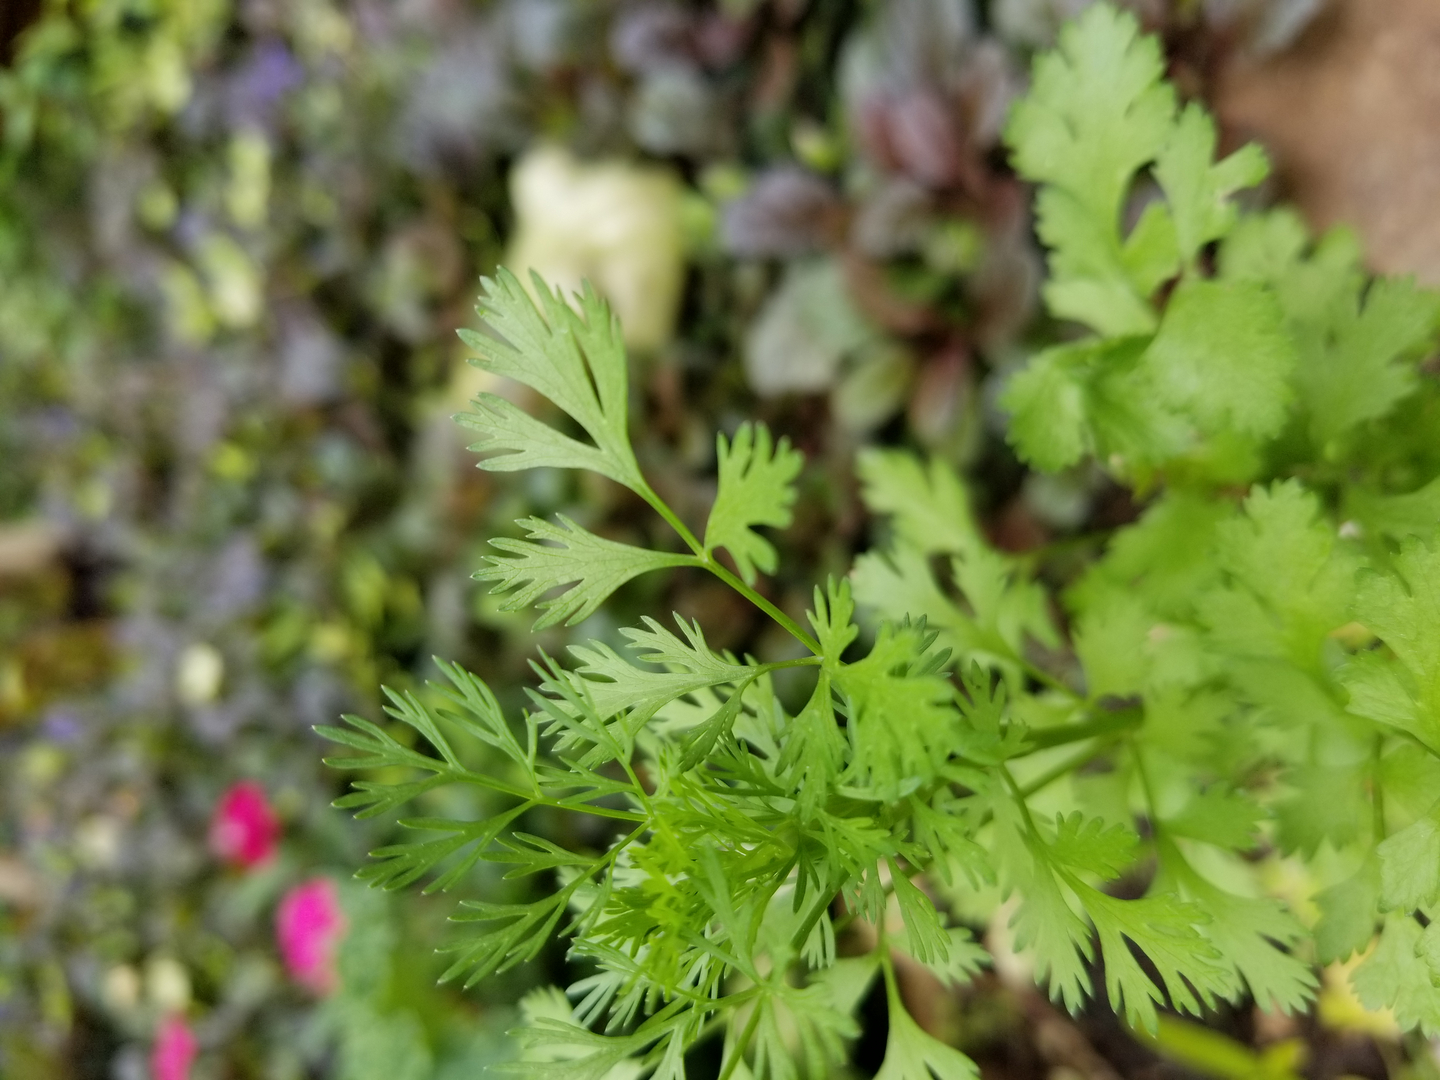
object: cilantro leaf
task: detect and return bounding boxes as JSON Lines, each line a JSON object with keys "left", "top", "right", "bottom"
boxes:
{"left": 1223, "top": 215, "right": 1440, "bottom": 445}
{"left": 837, "top": 621, "right": 957, "bottom": 801}
{"left": 1076, "top": 884, "right": 1231, "bottom": 1034}
{"left": 855, "top": 449, "right": 981, "bottom": 555}
{"left": 1005, "top": 3, "right": 1175, "bottom": 335}
{"left": 852, "top": 540, "right": 1056, "bottom": 687}
{"left": 776, "top": 674, "right": 848, "bottom": 816}
{"left": 1352, "top": 914, "right": 1440, "bottom": 1037}
{"left": 808, "top": 577, "right": 860, "bottom": 668}
{"left": 1348, "top": 476, "right": 1440, "bottom": 542}
{"left": 1002, "top": 337, "right": 1190, "bottom": 474}
{"left": 888, "top": 861, "right": 952, "bottom": 968}
{"left": 990, "top": 796, "right": 1093, "bottom": 1013}
{"left": 1046, "top": 813, "right": 1139, "bottom": 881}
{"left": 1157, "top": 839, "right": 1315, "bottom": 1014}
{"left": 1313, "top": 857, "right": 1380, "bottom": 964}
{"left": 1000, "top": 344, "right": 1092, "bottom": 472}
{"left": 1152, "top": 104, "right": 1268, "bottom": 266}
{"left": 1200, "top": 481, "right": 1358, "bottom": 674}
{"left": 1296, "top": 275, "right": 1439, "bottom": 445}
{"left": 1141, "top": 278, "right": 1296, "bottom": 439}
{"left": 458, "top": 269, "right": 643, "bottom": 490}
{"left": 1342, "top": 535, "right": 1440, "bottom": 748}
{"left": 1377, "top": 800, "right": 1440, "bottom": 912}
{"left": 477, "top": 515, "right": 694, "bottom": 629}
{"left": 875, "top": 972, "right": 978, "bottom": 1080}
{"left": 704, "top": 422, "right": 804, "bottom": 584}
{"left": 1162, "top": 789, "right": 1264, "bottom": 851}
{"left": 562, "top": 617, "right": 753, "bottom": 724}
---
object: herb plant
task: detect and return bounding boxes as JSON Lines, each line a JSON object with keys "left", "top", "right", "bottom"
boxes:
{"left": 321, "top": 5, "right": 1440, "bottom": 1074}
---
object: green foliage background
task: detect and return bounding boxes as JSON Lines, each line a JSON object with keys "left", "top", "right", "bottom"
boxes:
{"left": 4, "top": 1, "right": 1432, "bottom": 1079}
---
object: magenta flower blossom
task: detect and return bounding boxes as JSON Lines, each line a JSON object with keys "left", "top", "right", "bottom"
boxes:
{"left": 276, "top": 878, "right": 346, "bottom": 994}
{"left": 208, "top": 780, "right": 280, "bottom": 869}
{"left": 151, "top": 1015, "right": 197, "bottom": 1080}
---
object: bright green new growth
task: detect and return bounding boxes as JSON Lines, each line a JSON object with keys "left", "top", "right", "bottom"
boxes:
{"left": 321, "top": 5, "right": 1440, "bottom": 1074}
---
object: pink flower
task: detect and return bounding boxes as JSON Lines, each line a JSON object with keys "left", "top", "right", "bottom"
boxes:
{"left": 151, "top": 1015, "right": 197, "bottom": 1080}
{"left": 276, "top": 878, "right": 346, "bottom": 994}
{"left": 208, "top": 780, "right": 280, "bottom": 869}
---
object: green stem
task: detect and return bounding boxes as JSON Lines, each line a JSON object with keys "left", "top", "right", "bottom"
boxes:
{"left": 1025, "top": 705, "right": 1143, "bottom": 750}
{"left": 1000, "top": 763, "right": 1043, "bottom": 838}
{"left": 717, "top": 997, "right": 764, "bottom": 1080}
{"left": 1019, "top": 657, "right": 1080, "bottom": 698}
{"left": 1129, "top": 740, "right": 1166, "bottom": 845}
{"left": 700, "top": 555, "right": 822, "bottom": 655}
{"left": 635, "top": 478, "right": 706, "bottom": 556}
{"left": 758, "top": 656, "right": 824, "bottom": 673}
{"left": 636, "top": 477, "right": 823, "bottom": 656}
{"left": 1018, "top": 737, "right": 1122, "bottom": 798}
{"left": 447, "top": 768, "right": 648, "bottom": 822}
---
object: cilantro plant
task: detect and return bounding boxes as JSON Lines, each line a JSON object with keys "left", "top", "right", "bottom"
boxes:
{"left": 321, "top": 5, "right": 1440, "bottom": 1073}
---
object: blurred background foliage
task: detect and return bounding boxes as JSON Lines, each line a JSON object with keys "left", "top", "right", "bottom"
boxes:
{"left": 2, "top": 0, "right": 1425, "bottom": 1077}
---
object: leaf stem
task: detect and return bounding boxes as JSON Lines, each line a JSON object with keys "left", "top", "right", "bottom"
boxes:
{"left": 635, "top": 478, "right": 706, "bottom": 556}
{"left": 1019, "top": 657, "right": 1079, "bottom": 697}
{"left": 634, "top": 477, "right": 823, "bottom": 655}
{"left": 700, "top": 555, "right": 823, "bottom": 655}
{"left": 1024, "top": 705, "right": 1143, "bottom": 750}
{"left": 717, "top": 997, "right": 764, "bottom": 1080}
{"left": 1017, "top": 737, "right": 1122, "bottom": 798}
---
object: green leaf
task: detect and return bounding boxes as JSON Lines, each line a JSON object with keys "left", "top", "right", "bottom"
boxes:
{"left": 561, "top": 616, "right": 753, "bottom": 723}
{"left": 1313, "top": 857, "right": 1380, "bottom": 964}
{"left": 1142, "top": 278, "right": 1296, "bottom": 439}
{"left": 362, "top": 807, "right": 526, "bottom": 893}
{"left": 477, "top": 515, "right": 693, "bottom": 629}
{"left": 989, "top": 795, "right": 1093, "bottom": 1013}
{"left": 459, "top": 269, "right": 642, "bottom": 489}
{"left": 500, "top": 989, "right": 647, "bottom": 1080}
{"left": 855, "top": 449, "right": 981, "bottom": 556}
{"left": 895, "top": 925, "right": 989, "bottom": 990}
{"left": 1162, "top": 789, "right": 1264, "bottom": 851}
{"left": 1377, "top": 800, "right": 1440, "bottom": 912}
{"left": 1076, "top": 883, "right": 1231, "bottom": 1034}
{"left": 1002, "top": 337, "right": 1191, "bottom": 475}
{"left": 888, "top": 860, "right": 950, "bottom": 967}
{"left": 852, "top": 537, "right": 1055, "bottom": 688}
{"left": 1352, "top": 914, "right": 1440, "bottom": 1037}
{"left": 776, "top": 674, "right": 848, "bottom": 816}
{"left": 457, "top": 394, "right": 627, "bottom": 483}
{"left": 1005, "top": 3, "right": 1175, "bottom": 335}
{"left": 1157, "top": 839, "right": 1315, "bottom": 1014}
{"left": 1152, "top": 104, "right": 1268, "bottom": 265}
{"left": 808, "top": 577, "right": 860, "bottom": 668}
{"left": 874, "top": 977, "right": 978, "bottom": 1080}
{"left": 1297, "top": 275, "right": 1439, "bottom": 445}
{"left": 1200, "top": 481, "right": 1358, "bottom": 673}
{"left": 952, "top": 664, "right": 1029, "bottom": 766}
{"left": 446, "top": 888, "right": 582, "bottom": 987}
{"left": 703, "top": 422, "right": 803, "bottom": 584}
{"left": 836, "top": 621, "right": 957, "bottom": 800}
{"left": 1347, "top": 476, "right": 1440, "bottom": 542}
{"left": 1070, "top": 490, "right": 1228, "bottom": 617}
{"left": 745, "top": 983, "right": 858, "bottom": 1080}
{"left": 1046, "top": 812, "right": 1139, "bottom": 881}
{"left": 1222, "top": 214, "right": 1440, "bottom": 445}
{"left": 1000, "top": 345, "right": 1091, "bottom": 471}
{"left": 677, "top": 685, "right": 749, "bottom": 772}
{"left": 1342, "top": 535, "right": 1440, "bottom": 747}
